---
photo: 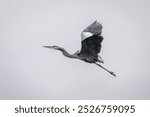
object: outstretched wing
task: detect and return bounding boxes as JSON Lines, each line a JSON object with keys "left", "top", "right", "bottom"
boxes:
{"left": 83, "top": 20, "right": 102, "bottom": 34}
{"left": 79, "top": 21, "right": 103, "bottom": 63}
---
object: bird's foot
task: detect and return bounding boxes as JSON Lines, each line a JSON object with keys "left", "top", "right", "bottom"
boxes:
{"left": 109, "top": 71, "right": 116, "bottom": 77}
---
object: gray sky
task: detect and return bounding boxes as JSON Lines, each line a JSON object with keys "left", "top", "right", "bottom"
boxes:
{"left": 0, "top": 0, "right": 150, "bottom": 99}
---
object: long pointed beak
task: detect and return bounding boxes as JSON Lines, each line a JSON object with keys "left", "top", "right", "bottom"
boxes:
{"left": 43, "top": 46, "right": 53, "bottom": 49}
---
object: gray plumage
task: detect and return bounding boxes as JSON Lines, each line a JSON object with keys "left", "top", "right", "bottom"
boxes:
{"left": 43, "top": 21, "right": 116, "bottom": 77}
{"left": 83, "top": 20, "right": 103, "bottom": 35}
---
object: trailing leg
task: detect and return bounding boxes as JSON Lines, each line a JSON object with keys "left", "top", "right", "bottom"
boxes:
{"left": 94, "top": 63, "right": 116, "bottom": 77}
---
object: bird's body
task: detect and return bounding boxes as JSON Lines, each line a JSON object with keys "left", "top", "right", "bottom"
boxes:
{"left": 43, "top": 21, "right": 116, "bottom": 77}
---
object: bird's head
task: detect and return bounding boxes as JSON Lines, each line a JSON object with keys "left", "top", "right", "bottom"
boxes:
{"left": 43, "top": 46, "right": 60, "bottom": 50}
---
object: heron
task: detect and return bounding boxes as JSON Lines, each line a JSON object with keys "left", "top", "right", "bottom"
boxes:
{"left": 43, "top": 21, "right": 116, "bottom": 77}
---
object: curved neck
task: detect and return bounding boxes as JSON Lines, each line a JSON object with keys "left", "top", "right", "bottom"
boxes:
{"left": 57, "top": 47, "right": 78, "bottom": 59}
{"left": 43, "top": 46, "right": 80, "bottom": 59}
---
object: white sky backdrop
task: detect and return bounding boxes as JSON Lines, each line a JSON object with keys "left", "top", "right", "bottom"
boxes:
{"left": 0, "top": 0, "right": 150, "bottom": 99}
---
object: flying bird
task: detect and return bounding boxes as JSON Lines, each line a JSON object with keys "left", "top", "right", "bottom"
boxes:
{"left": 43, "top": 21, "right": 116, "bottom": 77}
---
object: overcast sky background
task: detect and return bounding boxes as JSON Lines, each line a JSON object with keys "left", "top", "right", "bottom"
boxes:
{"left": 0, "top": 0, "right": 150, "bottom": 99}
